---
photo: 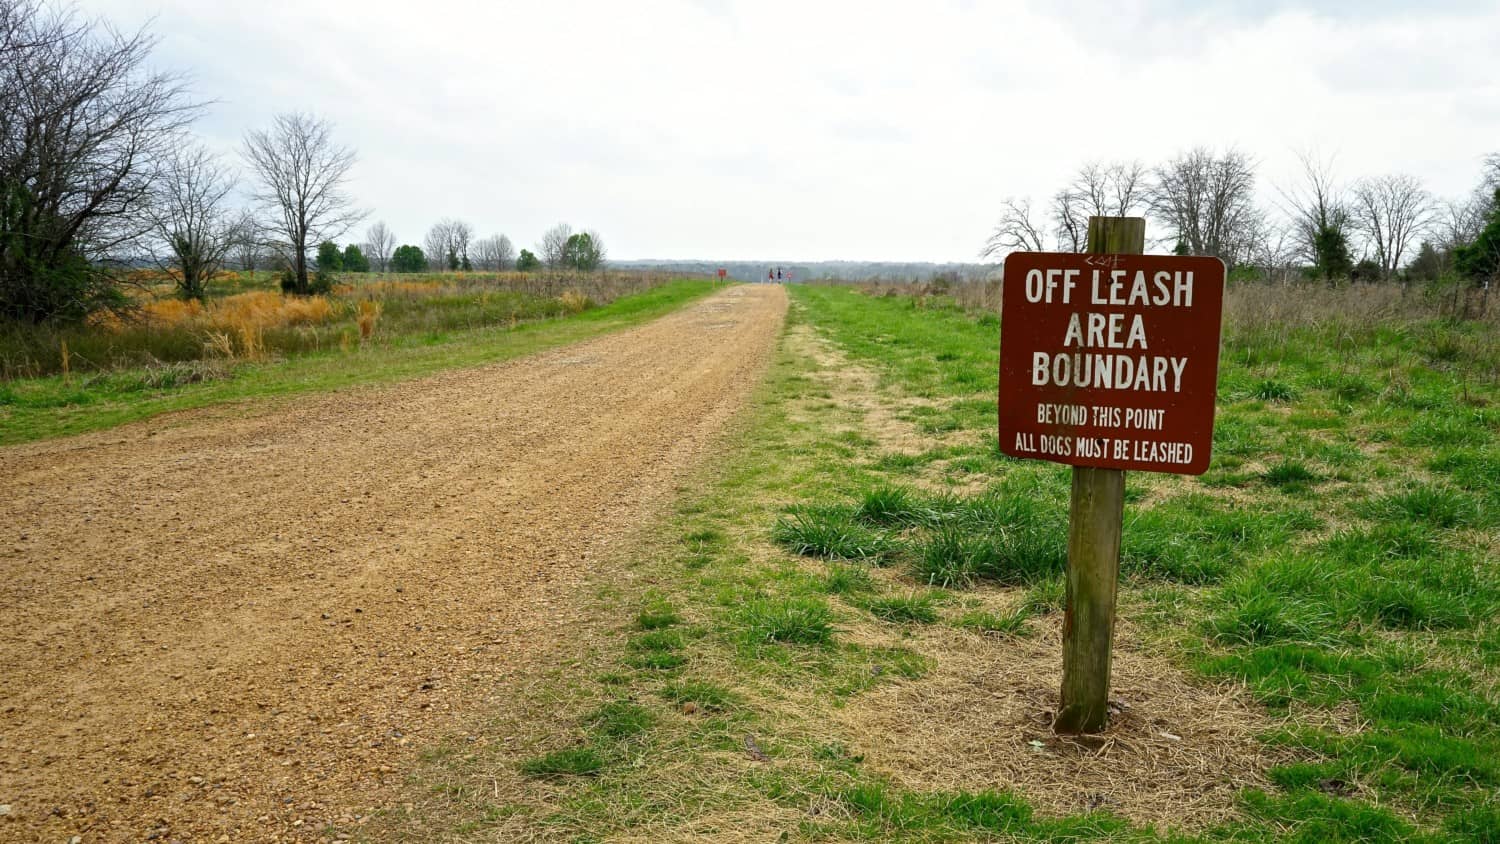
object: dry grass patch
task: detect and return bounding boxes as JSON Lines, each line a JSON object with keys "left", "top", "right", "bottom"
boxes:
{"left": 784, "top": 324, "right": 985, "bottom": 493}
{"left": 832, "top": 613, "right": 1291, "bottom": 832}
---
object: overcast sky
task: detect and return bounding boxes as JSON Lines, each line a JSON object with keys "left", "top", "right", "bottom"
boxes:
{"left": 85, "top": 0, "right": 1500, "bottom": 262}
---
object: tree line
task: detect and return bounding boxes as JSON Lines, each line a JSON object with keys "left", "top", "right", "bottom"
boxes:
{"left": 283, "top": 219, "right": 607, "bottom": 285}
{"left": 0, "top": 0, "right": 610, "bottom": 323}
{"left": 983, "top": 149, "right": 1500, "bottom": 287}
{"left": 333, "top": 220, "right": 605, "bottom": 276}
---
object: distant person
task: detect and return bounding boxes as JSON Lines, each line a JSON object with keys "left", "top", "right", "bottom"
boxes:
{"left": 767, "top": 269, "right": 774, "bottom": 282}
{"left": 776, "top": 267, "right": 783, "bottom": 281}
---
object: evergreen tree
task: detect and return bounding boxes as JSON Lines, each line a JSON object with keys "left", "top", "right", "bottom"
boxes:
{"left": 1406, "top": 241, "right": 1443, "bottom": 282}
{"left": 1312, "top": 223, "right": 1353, "bottom": 284}
{"left": 341, "top": 244, "right": 370, "bottom": 273}
{"left": 516, "top": 249, "right": 541, "bottom": 271}
{"left": 390, "top": 244, "right": 427, "bottom": 273}
{"left": 562, "top": 232, "right": 603, "bottom": 270}
{"left": 1455, "top": 189, "right": 1500, "bottom": 286}
{"left": 312, "top": 241, "right": 342, "bottom": 292}
{"left": 316, "top": 241, "right": 342, "bottom": 272}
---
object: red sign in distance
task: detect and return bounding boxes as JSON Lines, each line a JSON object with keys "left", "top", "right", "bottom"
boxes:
{"left": 998, "top": 252, "right": 1225, "bottom": 475}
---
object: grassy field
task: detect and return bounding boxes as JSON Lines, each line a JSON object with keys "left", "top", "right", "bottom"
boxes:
{"left": 0, "top": 274, "right": 717, "bottom": 444}
{"left": 393, "top": 282, "right": 1498, "bottom": 842}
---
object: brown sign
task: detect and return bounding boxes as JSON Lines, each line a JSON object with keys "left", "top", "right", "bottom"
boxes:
{"left": 998, "top": 252, "right": 1225, "bottom": 475}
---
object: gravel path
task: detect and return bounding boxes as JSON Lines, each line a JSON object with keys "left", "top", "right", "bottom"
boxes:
{"left": 0, "top": 284, "right": 787, "bottom": 842}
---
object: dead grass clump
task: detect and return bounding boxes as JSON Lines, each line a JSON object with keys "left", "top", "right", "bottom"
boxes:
{"left": 559, "top": 290, "right": 592, "bottom": 314}
{"left": 137, "top": 297, "right": 206, "bottom": 325}
{"left": 201, "top": 330, "right": 232, "bottom": 359}
{"left": 356, "top": 300, "right": 381, "bottom": 341}
{"left": 831, "top": 614, "right": 1293, "bottom": 831}
{"left": 236, "top": 324, "right": 265, "bottom": 360}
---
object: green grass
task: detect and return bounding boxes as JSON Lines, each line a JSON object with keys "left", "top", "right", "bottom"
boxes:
{"left": 780, "top": 284, "right": 1500, "bottom": 841}
{"left": 821, "top": 564, "right": 878, "bottom": 595}
{"left": 586, "top": 700, "right": 656, "bottom": 739}
{"left": 772, "top": 506, "right": 900, "bottom": 561}
{"left": 635, "top": 595, "right": 682, "bottom": 631}
{"left": 738, "top": 595, "right": 837, "bottom": 645}
{"left": 863, "top": 591, "right": 942, "bottom": 624}
{"left": 953, "top": 607, "right": 1032, "bottom": 637}
{"left": 519, "top": 748, "right": 605, "bottom": 778}
{"left": 0, "top": 279, "right": 717, "bottom": 444}
{"left": 658, "top": 680, "right": 739, "bottom": 713}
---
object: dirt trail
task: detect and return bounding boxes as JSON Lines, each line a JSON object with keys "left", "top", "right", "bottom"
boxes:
{"left": 0, "top": 285, "right": 787, "bottom": 842}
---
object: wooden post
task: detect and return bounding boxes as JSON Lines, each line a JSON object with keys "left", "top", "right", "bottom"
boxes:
{"left": 1054, "top": 216, "right": 1144, "bottom": 735}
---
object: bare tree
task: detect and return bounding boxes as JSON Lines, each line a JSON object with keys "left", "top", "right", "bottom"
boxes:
{"left": 1150, "top": 147, "right": 1259, "bottom": 263}
{"left": 424, "top": 218, "right": 478, "bottom": 271}
{"left": 424, "top": 220, "right": 453, "bottom": 271}
{"left": 1350, "top": 174, "right": 1434, "bottom": 279}
{"left": 980, "top": 198, "right": 1049, "bottom": 258}
{"left": 1277, "top": 151, "right": 1354, "bottom": 270}
{"left": 495, "top": 234, "right": 515, "bottom": 270}
{"left": 1440, "top": 194, "right": 1489, "bottom": 254}
{"left": 1244, "top": 219, "right": 1299, "bottom": 284}
{"left": 148, "top": 145, "right": 237, "bottom": 300}
{"left": 451, "top": 220, "right": 474, "bottom": 270}
{"left": 228, "top": 209, "right": 264, "bottom": 274}
{"left": 1, "top": 0, "right": 200, "bottom": 321}
{"left": 1047, "top": 161, "right": 1149, "bottom": 253}
{"left": 363, "top": 221, "right": 395, "bottom": 274}
{"left": 474, "top": 234, "right": 515, "bottom": 271}
{"left": 539, "top": 222, "right": 573, "bottom": 269}
{"left": 1051, "top": 189, "right": 1086, "bottom": 253}
{"left": 241, "top": 112, "right": 364, "bottom": 295}
{"left": 1073, "top": 160, "right": 1148, "bottom": 216}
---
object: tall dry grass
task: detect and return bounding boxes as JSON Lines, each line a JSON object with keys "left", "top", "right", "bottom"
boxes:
{"left": 839, "top": 276, "right": 1500, "bottom": 385}
{"left": 849, "top": 277, "right": 1497, "bottom": 331}
{"left": 0, "top": 269, "right": 692, "bottom": 379}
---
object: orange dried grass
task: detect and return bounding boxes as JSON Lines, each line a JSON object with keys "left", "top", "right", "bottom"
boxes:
{"left": 114, "top": 291, "right": 338, "bottom": 335}
{"left": 356, "top": 301, "right": 381, "bottom": 341}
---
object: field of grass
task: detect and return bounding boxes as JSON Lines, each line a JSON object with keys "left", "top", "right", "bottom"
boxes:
{"left": 393, "top": 281, "right": 1498, "bottom": 842}
{"left": 0, "top": 269, "right": 687, "bottom": 379}
{"left": 0, "top": 275, "right": 717, "bottom": 445}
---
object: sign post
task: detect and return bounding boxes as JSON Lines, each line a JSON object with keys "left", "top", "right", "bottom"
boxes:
{"left": 998, "top": 217, "right": 1225, "bottom": 734}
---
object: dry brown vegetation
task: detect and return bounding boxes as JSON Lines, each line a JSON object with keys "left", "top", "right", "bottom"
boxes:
{"left": 0, "top": 270, "right": 690, "bottom": 378}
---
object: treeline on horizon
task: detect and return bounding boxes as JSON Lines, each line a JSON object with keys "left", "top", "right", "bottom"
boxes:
{"left": 985, "top": 152, "right": 1500, "bottom": 289}
{"left": 612, "top": 260, "right": 996, "bottom": 283}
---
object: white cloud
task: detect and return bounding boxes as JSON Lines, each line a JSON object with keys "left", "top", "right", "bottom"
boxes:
{"left": 85, "top": 0, "right": 1500, "bottom": 261}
